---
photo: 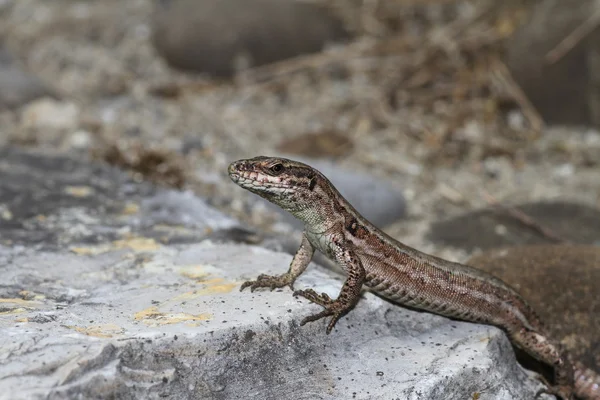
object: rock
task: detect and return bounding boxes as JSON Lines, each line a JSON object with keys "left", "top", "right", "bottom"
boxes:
{"left": 506, "top": 0, "right": 600, "bottom": 126}
{"left": 152, "top": 0, "right": 350, "bottom": 77}
{"left": 0, "top": 147, "right": 237, "bottom": 248}
{"left": 0, "top": 147, "right": 547, "bottom": 399}
{"left": 467, "top": 245, "right": 600, "bottom": 372}
{"left": 68, "top": 130, "right": 93, "bottom": 150}
{"left": 20, "top": 99, "right": 79, "bottom": 131}
{"left": 427, "top": 201, "right": 600, "bottom": 252}
{"left": 0, "top": 242, "right": 546, "bottom": 400}
{"left": 0, "top": 48, "right": 51, "bottom": 109}
{"left": 13, "top": 99, "right": 82, "bottom": 148}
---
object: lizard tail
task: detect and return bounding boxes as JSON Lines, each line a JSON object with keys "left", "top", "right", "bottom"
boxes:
{"left": 573, "top": 360, "right": 600, "bottom": 400}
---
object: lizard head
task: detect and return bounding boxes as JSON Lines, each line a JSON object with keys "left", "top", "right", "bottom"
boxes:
{"left": 228, "top": 156, "right": 327, "bottom": 217}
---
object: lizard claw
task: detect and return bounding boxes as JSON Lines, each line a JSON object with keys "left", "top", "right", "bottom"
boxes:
{"left": 240, "top": 273, "right": 294, "bottom": 292}
{"left": 534, "top": 385, "right": 573, "bottom": 400}
{"left": 294, "top": 289, "right": 352, "bottom": 334}
{"left": 299, "top": 307, "right": 345, "bottom": 334}
{"left": 293, "top": 288, "right": 333, "bottom": 306}
{"left": 531, "top": 371, "right": 573, "bottom": 400}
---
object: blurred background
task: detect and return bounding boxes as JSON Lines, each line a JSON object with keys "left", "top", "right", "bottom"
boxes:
{"left": 1, "top": 0, "right": 599, "bottom": 233}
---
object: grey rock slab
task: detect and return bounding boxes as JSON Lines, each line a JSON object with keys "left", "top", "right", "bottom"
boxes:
{"left": 0, "top": 242, "right": 547, "bottom": 400}
{"left": 0, "top": 48, "right": 52, "bottom": 109}
{"left": 428, "top": 201, "right": 600, "bottom": 252}
{"left": 152, "top": 0, "right": 350, "bottom": 77}
{"left": 0, "top": 147, "right": 238, "bottom": 248}
{"left": 0, "top": 147, "right": 544, "bottom": 399}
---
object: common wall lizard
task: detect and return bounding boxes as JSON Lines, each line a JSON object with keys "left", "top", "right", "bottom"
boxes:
{"left": 228, "top": 156, "right": 600, "bottom": 400}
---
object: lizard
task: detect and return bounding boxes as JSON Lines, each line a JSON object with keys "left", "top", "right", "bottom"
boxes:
{"left": 227, "top": 156, "right": 600, "bottom": 400}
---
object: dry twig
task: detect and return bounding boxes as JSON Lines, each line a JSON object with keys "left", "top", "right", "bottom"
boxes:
{"left": 488, "top": 58, "right": 544, "bottom": 135}
{"left": 545, "top": 7, "right": 600, "bottom": 64}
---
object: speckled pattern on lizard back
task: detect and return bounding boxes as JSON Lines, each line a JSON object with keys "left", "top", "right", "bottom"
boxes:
{"left": 228, "top": 156, "right": 600, "bottom": 400}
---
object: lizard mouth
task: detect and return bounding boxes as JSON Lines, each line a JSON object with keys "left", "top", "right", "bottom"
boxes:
{"left": 228, "top": 165, "right": 293, "bottom": 195}
{"left": 229, "top": 172, "right": 241, "bottom": 182}
{"left": 228, "top": 160, "right": 294, "bottom": 197}
{"left": 233, "top": 173, "right": 290, "bottom": 189}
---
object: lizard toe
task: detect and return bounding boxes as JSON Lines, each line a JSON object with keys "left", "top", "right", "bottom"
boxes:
{"left": 534, "top": 385, "right": 573, "bottom": 400}
{"left": 241, "top": 273, "right": 294, "bottom": 292}
{"left": 299, "top": 308, "right": 334, "bottom": 327}
{"left": 326, "top": 312, "right": 344, "bottom": 334}
{"left": 240, "top": 281, "right": 253, "bottom": 292}
{"left": 294, "top": 289, "right": 334, "bottom": 307}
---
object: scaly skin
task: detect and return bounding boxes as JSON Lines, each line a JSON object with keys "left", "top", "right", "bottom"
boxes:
{"left": 228, "top": 156, "right": 600, "bottom": 400}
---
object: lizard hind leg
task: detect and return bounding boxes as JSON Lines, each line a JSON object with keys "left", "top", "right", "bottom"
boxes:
{"left": 534, "top": 384, "right": 573, "bottom": 400}
{"left": 294, "top": 245, "right": 366, "bottom": 334}
{"left": 509, "top": 328, "right": 574, "bottom": 400}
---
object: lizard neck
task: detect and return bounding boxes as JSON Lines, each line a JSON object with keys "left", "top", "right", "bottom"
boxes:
{"left": 286, "top": 178, "right": 347, "bottom": 234}
{"left": 290, "top": 201, "right": 339, "bottom": 234}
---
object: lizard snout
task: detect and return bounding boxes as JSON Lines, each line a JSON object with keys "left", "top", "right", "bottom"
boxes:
{"left": 227, "top": 161, "right": 238, "bottom": 175}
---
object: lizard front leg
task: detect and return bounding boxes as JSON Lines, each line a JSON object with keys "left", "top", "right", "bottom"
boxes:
{"left": 241, "top": 232, "right": 315, "bottom": 292}
{"left": 294, "top": 239, "right": 366, "bottom": 334}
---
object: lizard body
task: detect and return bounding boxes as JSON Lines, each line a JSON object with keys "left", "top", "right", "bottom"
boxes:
{"left": 228, "top": 156, "right": 600, "bottom": 400}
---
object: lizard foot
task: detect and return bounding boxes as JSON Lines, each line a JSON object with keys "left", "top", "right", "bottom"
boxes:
{"left": 293, "top": 289, "right": 350, "bottom": 334}
{"left": 531, "top": 369, "right": 573, "bottom": 400}
{"left": 240, "top": 273, "right": 295, "bottom": 292}
{"left": 534, "top": 384, "right": 573, "bottom": 400}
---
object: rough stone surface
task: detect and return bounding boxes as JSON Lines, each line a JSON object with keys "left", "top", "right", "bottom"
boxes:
{"left": 20, "top": 99, "right": 79, "bottom": 131}
{"left": 467, "top": 244, "right": 600, "bottom": 372}
{"left": 0, "top": 242, "right": 548, "bottom": 400}
{"left": 0, "top": 148, "right": 548, "bottom": 399}
{"left": 0, "top": 48, "right": 52, "bottom": 109}
{"left": 0, "top": 147, "right": 238, "bottom": 248}
{"left": 151, "top": 0, "right": 350, "bottom": 77}
{"left": 427, "top": 201, "right": 600, "bottom": 252}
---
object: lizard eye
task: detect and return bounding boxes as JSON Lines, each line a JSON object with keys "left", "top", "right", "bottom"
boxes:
{"left": 270, "top": 163, "right": 284, "bottom": 174}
